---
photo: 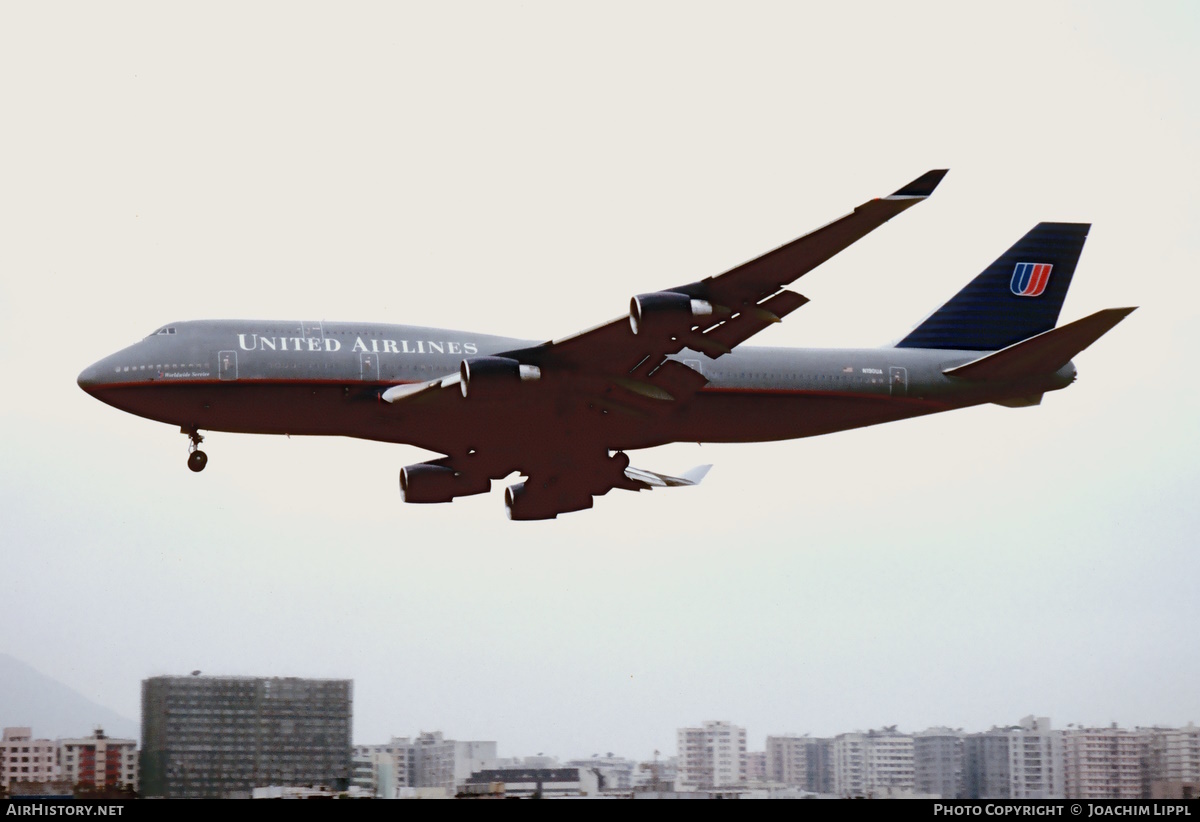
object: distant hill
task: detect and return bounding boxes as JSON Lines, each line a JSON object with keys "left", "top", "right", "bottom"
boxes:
{"left": 0, "top": 654, "right": 137, "bottom": 741}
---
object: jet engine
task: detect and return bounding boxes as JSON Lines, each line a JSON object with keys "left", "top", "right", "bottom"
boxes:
{"left": 504, "top": 481, "right": 593, "bottom": 521}
{"left": 629, "top": 291, "right": 714, "bottom": 335}
{"left": 458, "top": 356, "right": 541, "bottom": 399}
{"left": 399, "top": 462, "right": 490, "bottom": 503}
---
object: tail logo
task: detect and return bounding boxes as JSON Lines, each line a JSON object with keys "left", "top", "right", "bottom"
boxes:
{"left": 1011, "top": 262, "right": 1053, "bottom": 297}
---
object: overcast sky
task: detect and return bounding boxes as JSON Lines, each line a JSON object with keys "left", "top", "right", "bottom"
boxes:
{"left": 2, "top": 2, "right": 1197, "bottom": 761}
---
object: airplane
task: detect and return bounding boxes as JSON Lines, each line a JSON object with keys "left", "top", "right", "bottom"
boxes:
{"left": 77, "top": 170, "right": 1135, "bottom": 520}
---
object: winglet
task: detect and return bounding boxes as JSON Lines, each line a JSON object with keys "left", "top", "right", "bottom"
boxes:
{"left": 680, "top": 464, "right": 713, "bottom": 485}
{"left": 889, "top": 169, "right": 949, "bottom": 199}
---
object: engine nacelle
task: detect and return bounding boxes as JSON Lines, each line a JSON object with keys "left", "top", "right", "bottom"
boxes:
{"left": 504, "top": 481, "right": 594, "bottom": 521}
{"left": 629, "top": 291, "right": 714, "bottom": 335}
{"left": 459, "top": 356, "right": 541, "bottom": 400}
{"left": 400, "top": 462, "right": 490, "bottom": 504}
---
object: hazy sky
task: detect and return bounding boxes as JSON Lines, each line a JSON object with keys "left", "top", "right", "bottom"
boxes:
{"left": 2, "top": 2, "right": 1197, "bottom": 761}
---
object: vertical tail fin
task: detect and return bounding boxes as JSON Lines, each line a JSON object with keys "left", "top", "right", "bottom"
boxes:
{"left": 895, "top": 222, "right": 1090, "bottom": 351}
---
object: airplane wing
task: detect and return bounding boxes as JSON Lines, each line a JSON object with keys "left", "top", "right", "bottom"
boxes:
{"left": 501, "top": 168, "right": 948, "bottom": 391}
{"left": 383, "top": 170, "right": 947, "bottom": 518}
{"left": 384, "top": 169, "right": 948, "bottom": 409}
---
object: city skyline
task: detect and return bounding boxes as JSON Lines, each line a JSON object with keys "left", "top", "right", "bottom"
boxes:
{"left": 3, "top": 655, "right": 1195, "bottom": 764}
{"left": 7, "top": 704, "right": 1197, "bottom": 799}
{"left": 2, "top": 2, "right": 1198, "bottom": 763}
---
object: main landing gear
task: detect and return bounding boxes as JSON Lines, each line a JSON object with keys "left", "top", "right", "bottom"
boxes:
{"left": 183, "top": 427, "right": 208, "bottom": 473}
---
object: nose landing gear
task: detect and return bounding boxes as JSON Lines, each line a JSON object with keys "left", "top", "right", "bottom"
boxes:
{"left": 188, "top": 450, "right": 208, "bottom": 472}
{"left": 183, "top": 427, "right": 208, "bottom": 472}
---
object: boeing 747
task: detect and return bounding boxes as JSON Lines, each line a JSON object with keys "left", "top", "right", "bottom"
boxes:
{"left": 77, "top": 170, "right": 1135, "bottom": 519}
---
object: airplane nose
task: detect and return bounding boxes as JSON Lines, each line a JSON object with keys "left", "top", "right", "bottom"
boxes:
{"left": 77, "top": 359, "right": 109, "bottom": 394}
{"left": 78, "top": 364, "right": 98, "bottom": 393}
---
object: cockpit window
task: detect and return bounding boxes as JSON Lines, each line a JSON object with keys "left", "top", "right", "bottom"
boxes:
{"left": 149, "top": 326, "right": 177, "bottom": 337}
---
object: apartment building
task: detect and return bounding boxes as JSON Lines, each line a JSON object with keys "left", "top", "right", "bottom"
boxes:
{"left": 676, "top": 721, "right": 746, "bottom": 789}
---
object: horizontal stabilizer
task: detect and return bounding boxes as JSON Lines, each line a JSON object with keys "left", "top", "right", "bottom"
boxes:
{"left": 944, "top": 307, "right": 1136, "bottom": 381}
{"left": 624, "top": 464, "right": 712, "bottom": 489}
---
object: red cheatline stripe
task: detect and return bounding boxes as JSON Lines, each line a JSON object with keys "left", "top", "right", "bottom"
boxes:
{"left": 89, "top": 378, "right": 420, "bottom": 389}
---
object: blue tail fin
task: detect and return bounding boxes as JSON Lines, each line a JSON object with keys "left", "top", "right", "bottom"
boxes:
{"left": 895, "top": 222, "right": 1090, "bottom": 351}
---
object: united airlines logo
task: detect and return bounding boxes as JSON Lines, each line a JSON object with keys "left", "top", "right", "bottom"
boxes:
{"left": 1011, "top": 262, "right": 1053, "bottom": 297}
{"left": 236, "top": 333, "right": 478, "bottom": 356}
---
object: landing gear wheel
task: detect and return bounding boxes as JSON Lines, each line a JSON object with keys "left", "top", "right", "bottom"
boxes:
{"left": 183, "top": 427, "right": 207, "bottom": 472}
{"left": 188, "top": 450, "right": 208, "bottom": 472}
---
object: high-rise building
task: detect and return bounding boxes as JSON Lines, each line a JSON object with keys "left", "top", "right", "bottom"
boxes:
{"left": 1061, "top": 724, "right": 1146, "bottom": 799}
{"left": 963, "top": 716, "right": 1063, "bottom": 800}
{"left": 1148, "top": 723, "right": 1200, "bottom": 787}
{"left": 140, "top": 675, "right": 352, "bottom": 798}
{"left": 352, "top": 737, "right": 414, "bottom": 798}
{"left": 808, "top": 737, "right": 834, "bottom": 793}
{"left": 764, "top": 734, "right": 833, "bottom": 792}
{"left": 412, "top": 732, "right": 496, "bottom": 793}
{"left": 351, "top": 732, "right": 496, "bottom": 796}
{"left": 57, "top": 728, "right": 138, "bottom": 793}
{"left": 676, "top": 721, "right": 747, "bottom": 790}
{"left": 766, "top": 735, "right": 807, "bottom": 787}
{"left": 1, "top": 728, "right": 59, "bottom": 789}
{"left": 832, "top": 728, "right": 914, "bottom": 797}
{"left": 914, "top": 727, "right": 964, "bottom": 799}
{"left": 745, "top": 750, "right": 766, "bottom": 783}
